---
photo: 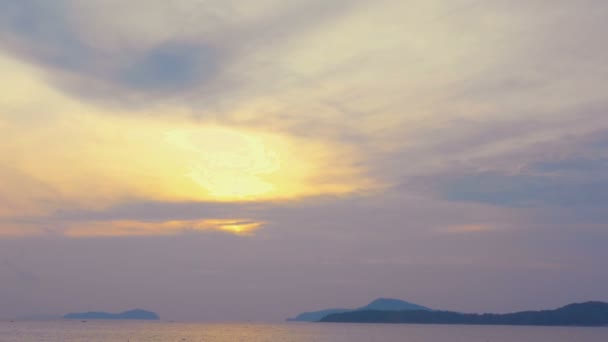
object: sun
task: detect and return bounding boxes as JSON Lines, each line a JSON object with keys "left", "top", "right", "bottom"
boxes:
{"left": 165, "top": 127, "right": 281, "bottom": 200}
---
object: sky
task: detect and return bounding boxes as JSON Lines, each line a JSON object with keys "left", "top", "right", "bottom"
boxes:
{"left": 1, "top": 0, "right": 607, "bottom": 321}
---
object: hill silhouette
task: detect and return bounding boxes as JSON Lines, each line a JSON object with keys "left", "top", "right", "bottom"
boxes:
{"left": 287, "top": 298, "right": 430, "bottom": 322}
{"left": 64, "top": 309, "right": 159, "bottom": 320}
{"left": 321, "top": 301, "right": 608, "bottom": 326}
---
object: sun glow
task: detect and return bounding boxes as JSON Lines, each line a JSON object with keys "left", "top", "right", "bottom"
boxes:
{"left": 2, "top": 112, "right": 368, "bottom": 206}
{"left": 63, "top": 219, "right": 264, "bottom": 237}
{"left": 164, "top": 128, "right": 281, "bottom": 200}
{"left": 202, "top": 219, "right": 263, "bottom": 235}
{"left": 0, "top": 51, "right": 375, "bottom": 237}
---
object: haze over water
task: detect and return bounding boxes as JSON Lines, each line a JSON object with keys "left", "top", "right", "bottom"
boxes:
{"left": 2, "top": 321, "right": 608, "bottom": 342}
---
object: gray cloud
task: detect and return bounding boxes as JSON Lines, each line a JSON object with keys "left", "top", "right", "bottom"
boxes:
{"left": 118, "top": 42, "right": 218, "bottom": 92}
{"left": 0, "top": 0, "right": 87, "bottom": 70}
{"left": 0, "top": 1, "right": 223, "bottom": 105}
{"left": 441, "top": 171, "right": 608, "bottom": 207}
{"left": 0, "top": 0, "right": 362, "bottom": 109}
{"left": 419, "top": 124, "right": 608, "bottom": 208}
{"left": 532, "top": 158, "right": 608, "bottom": 173}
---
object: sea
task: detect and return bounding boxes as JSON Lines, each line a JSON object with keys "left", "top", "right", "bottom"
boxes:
{"left": 1, "top": 321, "right": 607, "bottom": 342}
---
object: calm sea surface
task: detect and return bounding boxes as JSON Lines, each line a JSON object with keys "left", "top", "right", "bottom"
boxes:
{"left": 1, "top": 321, "right": 607, "bottom": 342}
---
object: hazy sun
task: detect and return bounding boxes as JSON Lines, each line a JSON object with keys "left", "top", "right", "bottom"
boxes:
{"left": 165, "top": 127, "right": 281, "bottom": 200}
{"left": 0, "top": 51, "right": 373, "bottom": 222}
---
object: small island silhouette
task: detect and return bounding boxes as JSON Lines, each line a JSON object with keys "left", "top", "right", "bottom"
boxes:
{"left": 64, "top": 309, "right": 159, "bottom": 320}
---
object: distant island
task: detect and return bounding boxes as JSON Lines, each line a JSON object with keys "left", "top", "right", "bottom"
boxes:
{"left": 288, "top": 298, "right": 430, "bottom": 322}
{"left": 64, "top": 309, "right": 159, "bottom": 320}
{"left": 321, "top": 301, "right": 608, "bottom": 327}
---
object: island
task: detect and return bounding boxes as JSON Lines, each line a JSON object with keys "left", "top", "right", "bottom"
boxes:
{"left": 288, "top": 298, "right": 430, "bottom": 322}
{"left": 64, "top": 309, "right": 159, "bottom": 320}
{"left": 320, "top": 301, "right": 608, "bottom": 326}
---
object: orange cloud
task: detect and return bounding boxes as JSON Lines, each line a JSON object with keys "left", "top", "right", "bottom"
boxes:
{"left": 63, "top": 219, "right": 264, "bottom": 238}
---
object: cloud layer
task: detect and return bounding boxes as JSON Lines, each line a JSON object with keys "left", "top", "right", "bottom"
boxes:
{"left": 0, "top": 0, "right": 607, "bottom": 320}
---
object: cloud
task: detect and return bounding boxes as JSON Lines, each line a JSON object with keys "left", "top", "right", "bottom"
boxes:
{"left": 440, "top": 172, "right": 608, "bottom": 207}
{"left": 0, "top": 60, "right": 375, "bottom": 211}
{"left": 2, "top": 0, "right": 608, "bottom": 323}
{"left": 0, "top": 0, "right": 364, "bottom": 108}
{"left": 63, "top": 219, "right": 264, "bottom": 238}
{"left": 1, "top": 196, "right": 267, "bottom": 238}
{"left": 420, "top": 124, "right": 608, "bottom": 208}
{"left": 118, "top": 42, "right": 218, "bottom": 92}
{"left": 0, "top": 38, "right": 381, "bottom": 239}
{"left": 532, "top": 158, "right": 608, "bottom": 173}
{"left": 0, "top": 1, "right": 222, "bottom": 105}
{"left": 0, "top": 0, "right": 85, "bottom": 70}
{"left": 2, "top": 0, "right": 608, "bottom": 234}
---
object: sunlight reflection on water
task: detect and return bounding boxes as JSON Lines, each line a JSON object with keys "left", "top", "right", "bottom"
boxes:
{"left": 1, "top": 321, "right": 607, "bottom": 342}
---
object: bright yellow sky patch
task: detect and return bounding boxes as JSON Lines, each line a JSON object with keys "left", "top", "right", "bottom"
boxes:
{"left": 0, "top": 52, "right": 374, "bottom": 231}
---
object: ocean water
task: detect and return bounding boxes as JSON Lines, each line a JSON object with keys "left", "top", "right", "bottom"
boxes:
{"left": 1, "top": 321, "right": 607, "bottom": 342}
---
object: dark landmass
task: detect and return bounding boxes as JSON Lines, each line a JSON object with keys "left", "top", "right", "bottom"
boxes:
{"left": 287, "top": 298, "right": 430, "bottom": 322}
{"left": 360, "top": 298, "right": 430, "bottom": 312}
{"left": 288, "top": 308, "right": 352, "bottom": 322}
{"left": 321, "top": 301, "right": 608, "bottom": 326}
{"left": 64, "top": 309, "right": 159, "bottom": 320}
